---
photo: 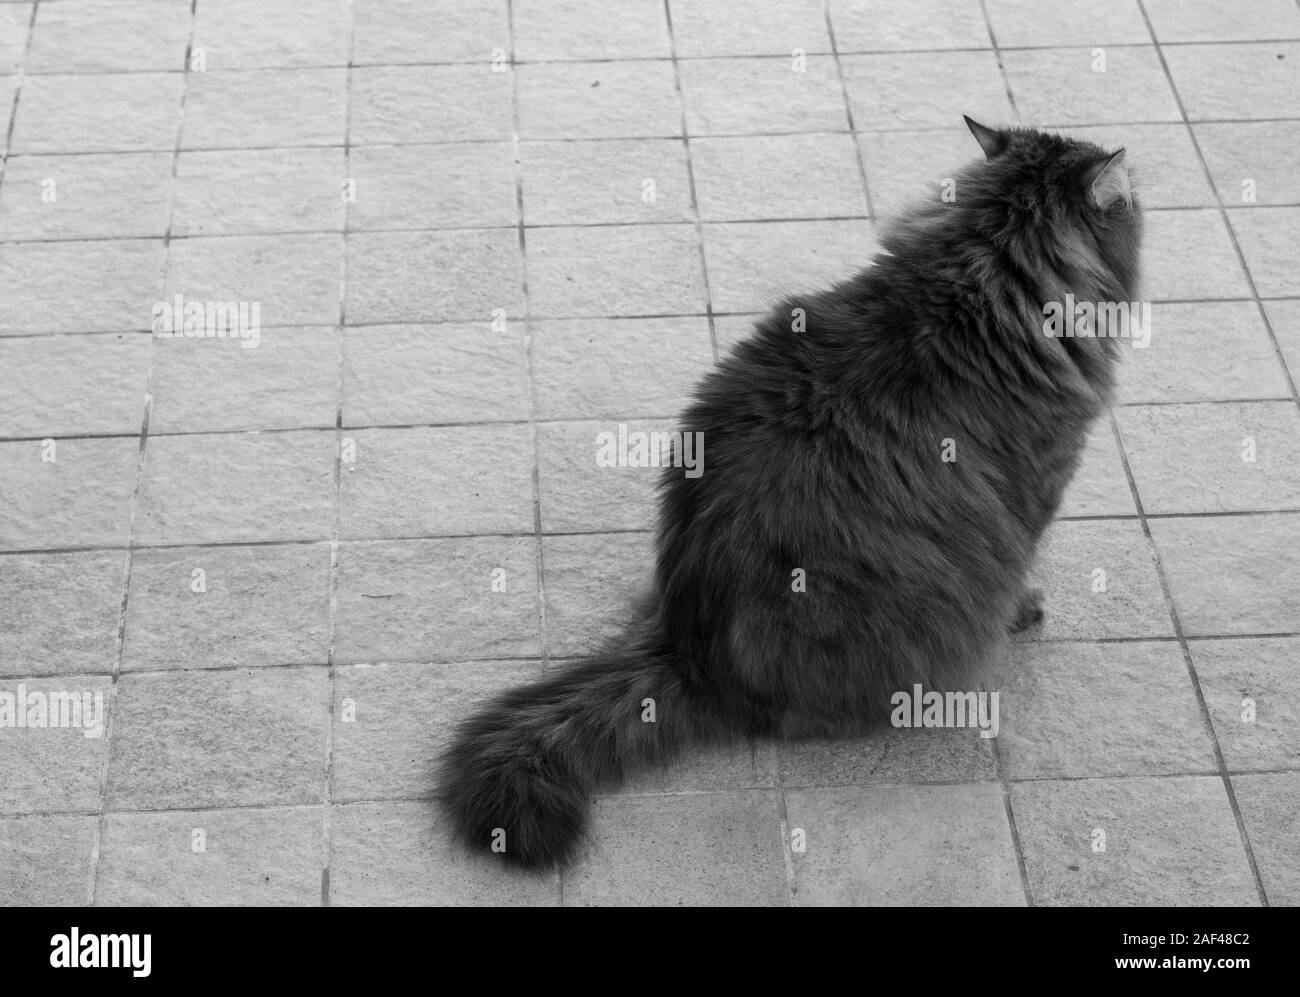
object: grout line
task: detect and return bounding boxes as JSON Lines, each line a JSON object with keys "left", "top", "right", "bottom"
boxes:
{"left": 823, "top": 0, "right": 876, "bottom": 221}
{"left": 0, "top": 0, "right": 38, "bottom": 198}
{"left": 978, "top": 0, "right": 1022, "bottom": 123}
{"left": 991, "top": 738, "right": 1035, "bottom": 906}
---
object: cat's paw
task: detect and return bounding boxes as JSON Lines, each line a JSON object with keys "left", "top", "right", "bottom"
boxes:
{"left": 1009, "top": 587, "right": 1045, "bottom": 633}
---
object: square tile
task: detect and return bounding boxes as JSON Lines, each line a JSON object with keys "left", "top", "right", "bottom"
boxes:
{"left": 191, "top": 0, "right": 350, "bottom": 69}
{"left": 1057, "top": 423, "right": 1136, "bottom": 518}
{"left": 1229, "top": 207, "right": 1300, "bottom": 298}
{"left": 620, "top": 738, "right": 777, "bottom": 794}
{"left": 106, "top": 667, "right": 329, "bottom": 809}
{"left": 1264, "top": 299, "right": 1300, "bottom": 377}
{"left": 0, "top": 333, "right": 149, "bottom": 436}
{"left": 0, "top": 551, "right": 124, "bottom": 677}
{"left": 1148, "top": 513, "right": 1300, "bottom": 636}
{"left": 342, "top": 323, "right": 530, "bottom": 427}
{"left": 537, "top": 419, "right": 669, "bottom": 532}
{"left": 679, "top": 56, "right": 849, "bottom": 135}
{"left": 1057, "top": 124, "right": 1215, "bottom": 209}
{"left": 713, "top": 312, "right": 763, "bottom": 353}
{"left": 183, "top": 69, "right": 346, "bottom": 149}
{"left": 136, "top": 431, "right": 335, "bottom": 545}
{"left": 332, "top": 659, "right": 542, "bottom": 801}
{"left": 173, "top": 148, "right": 346, "bottom": 236}
{"left": 858, "top": 127, "right": 978, "bottom": 216}
{"left": 691, "top": 133, "right": 867, "bottom": 221}
{"left": 1164, "top": 43, "right": 1300, "bottom": 121}
{"left": 785, "top": 783, "right": 1024, "bottom": 906}
{"left": 1192, "top": 637, "right": 1300, "bottom": 772}
{"left": 515, "top": 61, "right": 682, "bottom": 140}
{"left": 830, "top": 0, "right": 990, "bottom": 52}
{"left": 513, "top": 0, "right": 671, "bottom": 60}
{"left": 339, "top": 425, "right": 535, "bottom": 539}
{"left": 526, "top": 224, "right": 706, "bottom": 318}
{"left": 150, "top": 326, "right": 339, "bottom": 433}
{"left": 542, "top": 532, "right": 655, "bottom": 656}
{"left": 0, "top": 438, "right": 138, "bottom": 550}
{"left": 334, "top": 538, "right": 542, "bottom": 663}
{"left": 351, "top": 0, "right": 509, "bottom": 64}
{"left": 0, "top": 239, "right": 165, "bottom": 334}
{"left": 531, "top": 316, "right": 713, "bottom": 419}
{"left": 0, "top": 152, "right": 174, "bottom": 240}
{"left": 1002, "top": 47, "right": 1181, "bottom": 126}
{"left": 12, "top": 73, "right": 182, "bottom": 153}
{"left": 520, "top": 139, "right": 694, "bottom": 226}
{"left": 566, "top": 791, "right": 789, "bottom": 906}
{"left": 990, "top": 641, "right": 1214, "bottom": 779}
{"left": 777, "top": 727, "right": 996, "bottom": 787}
{"left": 347, "top": 229, "right": 524, "bottom": 324}
{"left": 1142, "top": 209, "right": 1251, "bottom": 301}
{"left": 0, "top": 2, "right": 30, "bottom": 75}
{"left": 1117, "top": 402, "right": 1300, "bottom": 513}
{"left": 1232, "top": 773, "right": 1300, "bottom": 905}
{"left": 121, "top": 543, "right": 332, "bottom": 671}
{"left": 352, "top": 65, "right": 513, "bottom": 144}
{"left": 348, "top": 143, "right": 518, "bottom": 230}
{"left": 27, "top": 0, "right": 191, "bottom": 73}
{"left": 842, "top": 51, "right": 1014, "bottom": 130}
{"left": 0, "top": 815, "right": 96, "bottom": 906}
{"left": 985, "top": 0, "right": 1148, "bottom": 46}
{"left": 1011, "top": 776, "right": 1259, "bottom": 906}
{"left": 668, "top": 0, "right": 830, "bottom": 57}
{"left": 1194, "top": 122, "right": 1300, "bottom": 206}
{"left": 96, "top": 807, "right": 325, "bottom": 906}
{"left": 1144, "top": 0, "right": 1300, "bottom": 43}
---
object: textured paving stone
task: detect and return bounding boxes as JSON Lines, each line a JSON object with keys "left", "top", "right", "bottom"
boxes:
{"left": 1195, "top": 121, "right": 1300, "bottom": 206}
{"left": 527, "top": 224, "right": 706, "bottom": 318}
{"left": 786, "top": 783, "right": 1024, "bottom": 906}
{"left": 1191, "top": 637, "right": 1300, "bottom": 771}
{"left": 347, "top": 229, "right": 524, "bottom": 324}
{"left": 1264, "top": 299, "right": 1300, "bottom": 380}
{"left": 27, "top": 0, "right": 191, "bottom": 73}
{"left": 1118, "top": 302, "right": 1292, "bottom": 404}
{"left": 1164, "top": 42, "right": 1300, "bottom": 121}
{"left": 1025, "top": 519, "right": 1174, "bottom": 640}
{"left": 619, "top": 738, "right": 777, "bottom": 794}
{"left": 0, "top": 152, "right": 174, "bottom": 241}
{"left": 671, "top": 0, "right": 829, "bottom": 57}
{"left": 352, "top": 66, "right": 513, "bottom": 145}
{"left": 106, "top": 667, "right": 329, "bottom": 810}
{"left": 329, "top": 800, "right": 559, "bottom": 905}
{"left": 704, "top": 218, "right": 878, "bottom": 313}
{"left": 1145, "top": 0, "right": 1300, "bottom": 41}
{"left": 173, "top": 148, "right": 346, "bottom": 236}
{"left": 859, "top": 127, "right": 978, "bottom": 216}
{"left": 985, "top": 0, "right": 1149, "bottom": 46}
{"left": 0, "top": 814, "right": 98, "bottom": 906}
{"left": 1004, "top": 47, "right": 1181, "bottom": 126}
{"left": 332, "top": 659, "right": 541, "bottom": 802}
{"left": 96, "top": 806, "right": 324, "bottom": 906}
{"left": 334, "top": 537, "right": 542, "bottom": 662}
{"left": 0, "top": 239, "right": 165, "bottom": 334}
{"left": 1058, "top": 123, "right": 1216, "bottom": 209}
{"left": 520, "top": 139, "right": 694, "bottom": 226}
{"left": 12, "top": 73, "right": 183, "bottom": 153}
{"left": 338, "top": 425, "right": 535, "bottom": 538}
{"left": 513, "top": 0, "right": 671, "bottom": 60}
{"left": 530, "top": 316, "right": 713, "bottom": 420}
{"left": 832, "top": 0, "right": 990, "bottom": 51}
{"left": 348, "top": 143, "right": 518, "bottom": 231}
{"left": 1148, "top": 514, "right": 1300, "bottom": 636}
{"left": 0, "top": 3, "right": 29, "bottom": 75}
{"left": 151, "top": 326, "right": 339, "bottom": 434}
{"left": 163, "top": 233, "right": 342, "bottom": 328}
{"left": 0, "top": 333, "right": 149, "bottom": 437}
{"left": 712, "top": 312, "right": 764, "bottom": 354}
{"left": 542, "top": 532, "right": 655, "bottom": 656}
{"left": 679, "top": 56, "right": 849, "bottom": 136}
{"left": 1141, "top": 209, "right": 1252, "bottom": 301}
{"left": 1228, "top": 207, "right": 1300, "bottom": 298}
{"left": 0, "top": 437, "right": 138, "bottom": 550}
{"left": 990, "top": 640, "right": 1215, "bottom": 779}
{"left": 691, "top": 133, "right": 868, "bottom": 221}
{"left": 136, "top": 431, "right": 335, "bottom": 545}
{"left": 122, "top": 543, "right": 332, "bottom": 671}
{"left": 1117, "top": 402, "right": 1300, "bottom": 514}
{"left": 1057, "top": 423, "right": 1136, "bottom": 519}
{"left": 567, "top": 790, "right": 789, "bottom": 906}
{"left": 0, "top": 673, "right": 113, "bottom": 814}
{"left": 536, "top": 419, "right": 669, "bottom": 533}
{"left": 842, "top": 51, "right": 1014, "bottom": 130}
{"left": 342, "top": 323, "right": 530, "bottom": 427}
{"left": 191, "top": 0, "right": 350, "bottom": 70}
{"left": 1231, "top": 773, "right": 1300, "bottom": 906}
{"left": 516, "top": 61, "right": 681, "bottom": 140}
{"left": 0, "top": 551, "right": 124, "bottom": 678}
{"left": 351, "top": 0, "right": 508, "bottom": 64}
{"left": 778, "top": 727, "right": 996, "bottom": 787}
{"left": 1012, "top": 776, "right": 1259, "bottom": 906}
{"left": 183, "top": 68, "right": 347, "bottom": 149}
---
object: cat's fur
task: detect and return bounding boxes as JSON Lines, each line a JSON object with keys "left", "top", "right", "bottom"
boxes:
{"left": 437, "top": 118, "right": 1143, "bottom": 870}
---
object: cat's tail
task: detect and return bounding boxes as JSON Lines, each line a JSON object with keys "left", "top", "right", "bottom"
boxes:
{"left": 436, "top": 627, "right": 717, "bottom": 870}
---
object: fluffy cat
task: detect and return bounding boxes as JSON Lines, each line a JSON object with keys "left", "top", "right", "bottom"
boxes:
{"left": 437, "top": 117, "right": 1143, "bottom": 870}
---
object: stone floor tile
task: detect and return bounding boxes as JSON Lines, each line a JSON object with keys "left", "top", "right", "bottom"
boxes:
{"left": 670, "top": 0, "right": 830, "bottom": 57}
{"left": 679, "top": 56, "right": 849, "bottom": 136}
{"left": 183, "top": 68, "right": 347, "bottom": 149}
{"left": 842, "top": 51, "right": 1014, "bottom": 130}
{"left": 537, "top": 419, "right": 673, "bottom": 533}
{"left": 1058, "top": 423, "right": 1136, "bottom": 519}
{"left": 348, "top": 143, "right": 518, "bottom": 231}
{"left": 0, "top": 333, "right": 149, "bottom": 436}
{"left": 778, "top": 727, "right": 996, "bottom": 787}
{"left": 1142, "top": 209, "right": 1251, "bottom": 301}
{"left": 0, "top": 438, "right": 139, "bottom": 550}
{"left": 1057, "top": 123, "right": 1216, "bottom": 208}
{"left": 831, "top": 0, "right": 990, "bottom": 52}
{"left": 541, "top": 532, "right": 655, "bottom": 657}
{"left": 1231, "top": 773, "right": 1300, "bottom": 906}
{"left": 858, "top": 127, "right": 978, "bottom": 216}
{"left": 0, "top": 2, "right": 29, "bottom": 75}
{"left": 1146, "top": 0, "right": 1300, "bottom": 43}
{"left": 1263, "top": 299, "right": 1300, "bottom": 380}
{"left": 353, "top": 66, "right": 512, "bottom": 145}
{"left": 985, "top": 0, "right": 1149, "bottom": 46}
{"left": 0, "top": 152, "right": 174, "bottom": 240}
{"left": 1003, "top": 46, "right": 1180, "bottom": 126}
{"left": 513, "top": 0, "right": 671, "bottom": 60}
{"left": 172, "top": 147, "right": 346, "bottom": 236}
{"left": 12, "top": 73, "right": 182, "bottom": 153}
{"left": 520, "top": 139, "right": 694, "bottom": 226}
{"left": 0, "top": 814, "right": 97, "bottom": 905}
{"left": 1164, "top": 42, "right": 1300, "bottom": 121}
{"left": 515, "top": 61, "right": 682, "bottom": 140}
{"left": 191, "top": 0, "right": 350, "bottom": 70}
{"left": 1195, "top": 121, "right": 1300, "bottom": 207}
{"left": 351, "top": 0, "right": 509, "bottom": 64}
{"left": 27, "top": 0, "right": 190, "bottom": 73}
{"left": 1190, "top": 637, "right": 1300, "bottom": 771}
{"left": 1228, "top": 207, "right": 1300, "bottom": 297}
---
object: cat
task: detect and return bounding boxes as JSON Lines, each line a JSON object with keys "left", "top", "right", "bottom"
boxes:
{"left": 437, "top": 116, "right": 1143, "bottom": 870}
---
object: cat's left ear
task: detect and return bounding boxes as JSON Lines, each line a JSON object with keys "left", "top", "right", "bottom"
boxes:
{"left": 1084, "top": 149, "right": 1131, "bottom": 209}
{"left": 964, "top": 115, "right": 1007, "bottom": 160}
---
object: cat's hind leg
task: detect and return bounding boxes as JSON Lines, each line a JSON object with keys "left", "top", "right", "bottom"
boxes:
{"left": 1009, "top": 587, "right": 1044, "bottom": 633}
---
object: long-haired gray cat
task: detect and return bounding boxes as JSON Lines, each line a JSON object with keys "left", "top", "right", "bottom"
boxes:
{"left": 438, "top": 117, "right": 1142, "bottom": 870}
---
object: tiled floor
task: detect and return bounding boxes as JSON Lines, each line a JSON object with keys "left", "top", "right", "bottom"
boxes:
{"left": 1, "top": 0, "right": 1298, "bottom": 906}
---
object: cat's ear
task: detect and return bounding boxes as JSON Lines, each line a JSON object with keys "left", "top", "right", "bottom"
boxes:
{"left": 963, "top": 115, "right": 1007, "bottom": 160}
{"left": 1084, "top": 148, "right": 1131, "bottom": 209}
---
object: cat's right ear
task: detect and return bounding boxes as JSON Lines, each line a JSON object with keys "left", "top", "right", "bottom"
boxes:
{"left": 963, "top": 115, "right": 1007, "bottom": 160}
